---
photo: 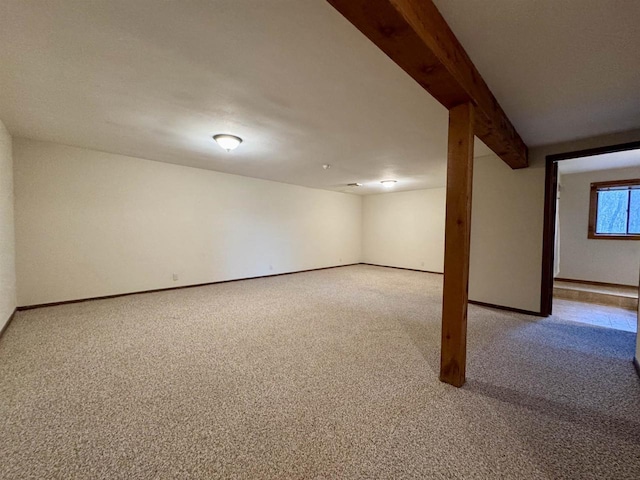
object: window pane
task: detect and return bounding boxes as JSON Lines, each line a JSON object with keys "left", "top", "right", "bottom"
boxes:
{"left": 596, "top": 190, "right": 628, "bottom": 234}
{"left": 629, "top": 189, "right": 640, "bottom": 234}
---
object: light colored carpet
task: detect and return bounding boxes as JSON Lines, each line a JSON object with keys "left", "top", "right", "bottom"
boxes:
{"left": 0, "top": 265, "right": 638, "bottom": 479}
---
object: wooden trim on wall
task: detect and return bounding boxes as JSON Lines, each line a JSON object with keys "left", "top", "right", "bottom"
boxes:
{"left": 546, "top": 140, "right": 640, "bottom": 163}
{"left": 468, "top": 300, "right": 543, "bottom": 317}
{"left": 360, "top": 263, "right": 443, "bottom": 275}
{"left": 587, "top": 179, "right": 599, "bottom": 238}
{"left": 554, "top": 277, "right": 638, "bottom": 289}
{"left": 364, "top": 264, "right": 545, "bottom": 316}
{"left": 540, "top": 159, "right": 558, "bottom": 316}
{"left": 588, "top": 178, "right": 640, "bottom": 189}
{"left": 0, "top": 308, "right": 18, "bottom": 340}
{"left": 17, "top": 264, "right": 360, "bottom": 311}
{"left": 587, "top": 234, "right": 640, "bottom": 241}
{"left": 588, "top": 178, "right": 640, "bottom": 240}
{"left": 12, "top": 264, "right": 541, "bottom": 319}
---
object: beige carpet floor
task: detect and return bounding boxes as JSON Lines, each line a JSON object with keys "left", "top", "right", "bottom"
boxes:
{"left": 1, "top": 264, "right": 638, "bottom": 479}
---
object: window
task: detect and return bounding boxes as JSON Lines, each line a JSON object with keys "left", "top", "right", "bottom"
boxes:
{"left": 588, "top": 179, "right": 640, "bottom": 239}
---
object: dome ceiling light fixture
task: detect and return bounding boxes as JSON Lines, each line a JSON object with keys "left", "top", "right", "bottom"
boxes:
{"left": 213, "top": 134, "right": 243, "bottom": 152}
{"left": 381, "top": 180, "right": 397, "bottom": 188}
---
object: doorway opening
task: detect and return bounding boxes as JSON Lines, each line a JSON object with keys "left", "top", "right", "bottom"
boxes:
{"left": 542, "top": 141, "right": 640, "bottom": 332}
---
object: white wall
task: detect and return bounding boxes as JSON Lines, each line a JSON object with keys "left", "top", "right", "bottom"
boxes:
{"left": 13, "top": 139, "right": 362, "bottom": 306}
{"left": 361, "top": 188, "right": 445, "bottom": 272}
{"left": 468, "top": 129, "right": 640, "bottom": 314}
{"left": 360, "top": 154, "right": 547, "bottom": 313}
{"left": 0, "top": 119, "right": 16, "bottom": 327}
{"left": 558, "top": 166, "right": 640, "bottom": 286}
{"left": 469, "top": 153, "right": 546, "bottom": 312}
{"left": 11, "top": 128, "right": 640, "bottom": 319}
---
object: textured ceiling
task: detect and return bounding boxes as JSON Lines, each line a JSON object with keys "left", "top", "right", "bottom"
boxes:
{"left": 1, "top": 0, "right": 477, "bottom": 195}
{"left": 1, "top": 1, "right": 639, "bottom": 194}
{"left": 433, "top": 0, "right": 640, "bottom": 147}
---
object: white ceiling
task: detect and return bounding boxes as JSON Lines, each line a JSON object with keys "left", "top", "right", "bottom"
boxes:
{"left": 1, "top": 1, "right": 639, "bottom": 195}
{"left": 1, "top": 0, "right": 485, "bottom": 195}
{"left": 558, "top": 148, "right": 640, "bottom": 175}
{"left": 432, "top": 0, "right": 640, "bottom": 147}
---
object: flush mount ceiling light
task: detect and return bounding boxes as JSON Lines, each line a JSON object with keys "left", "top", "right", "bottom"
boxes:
{"left": 213, "top": 134, "right": 243, "bottom": 152}
{"left": 381, "top": 180, "right": 397, "bottom": 188}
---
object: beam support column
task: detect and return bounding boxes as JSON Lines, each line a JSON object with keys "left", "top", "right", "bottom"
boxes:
{"left": 440, "top": 102, "right": 475, "bottom": 387}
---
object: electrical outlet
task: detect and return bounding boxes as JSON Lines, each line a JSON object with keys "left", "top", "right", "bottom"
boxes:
{"left": 421, "top": 262, "right": 425, "bottom": 267}
{"left": 339, "top": 258, "right": 343, "bottom": 263}
{"left": 269, "top": 265, "right": 273, "bottom": 271}
{"left": 172, "top": 273, "right": 179, "bottom": 281}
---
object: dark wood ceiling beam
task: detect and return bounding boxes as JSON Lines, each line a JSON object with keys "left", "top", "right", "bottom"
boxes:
{"left": 327, "top": 0, "right": 528, "bottom": 169}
